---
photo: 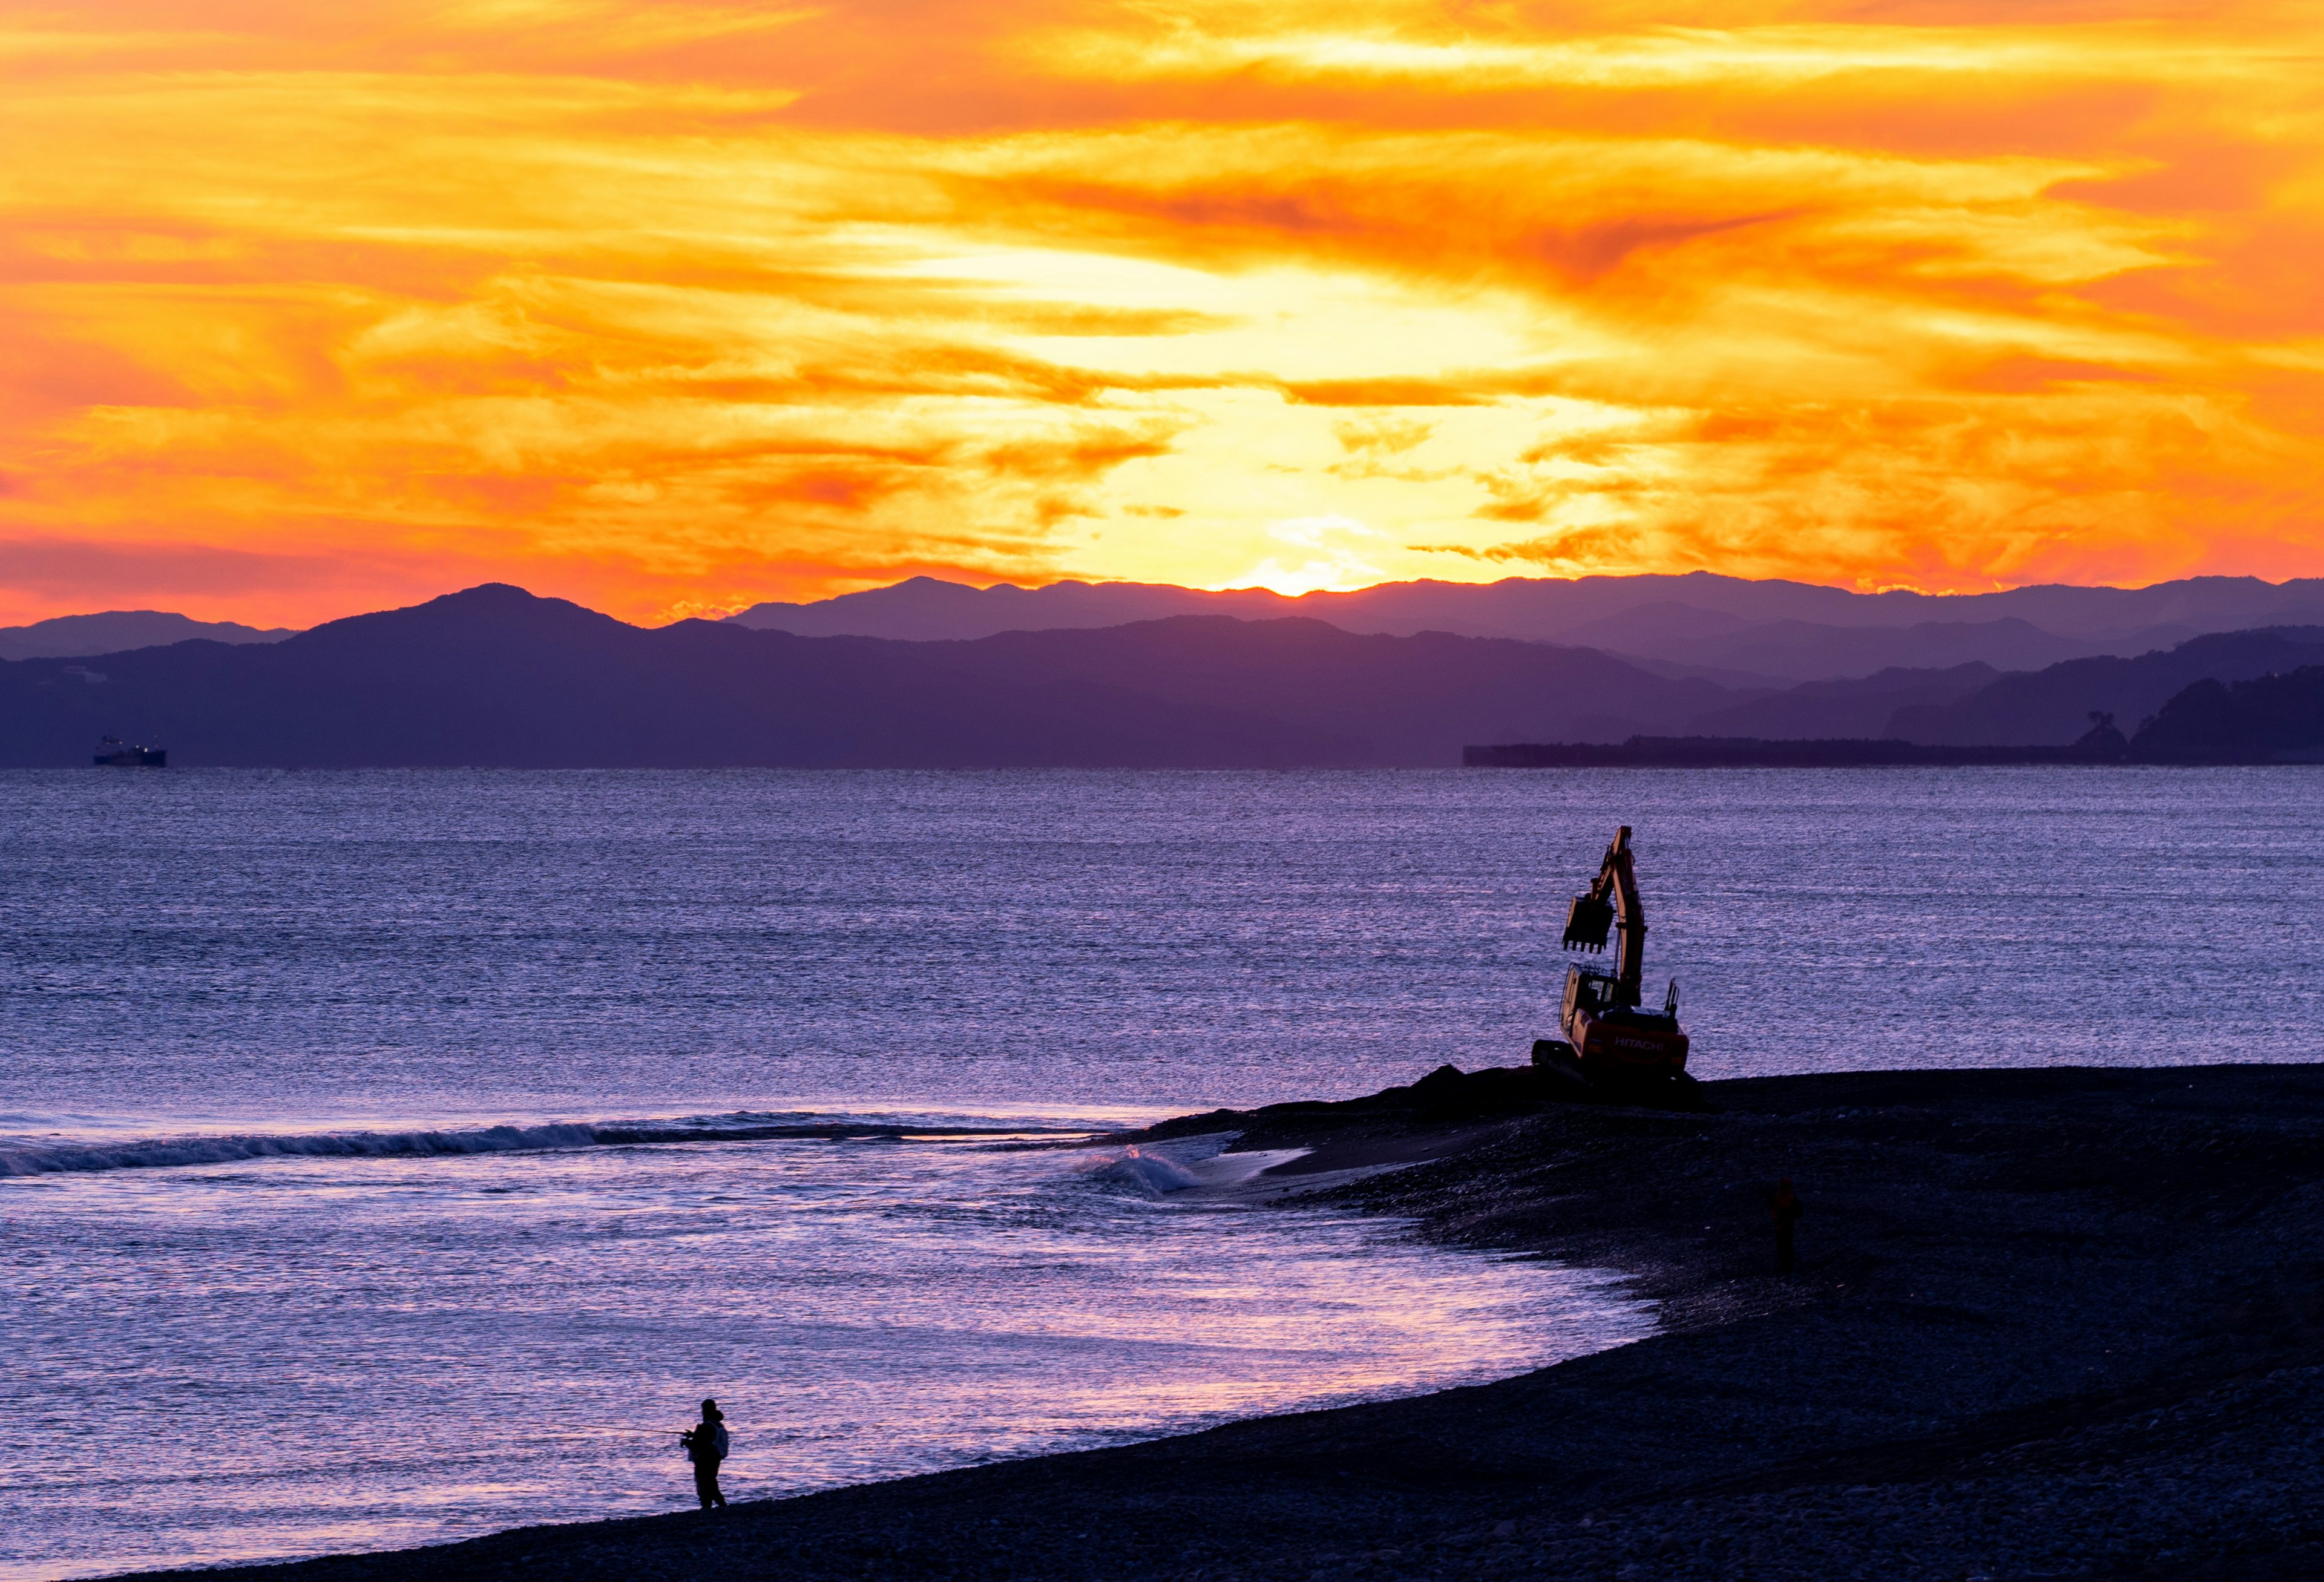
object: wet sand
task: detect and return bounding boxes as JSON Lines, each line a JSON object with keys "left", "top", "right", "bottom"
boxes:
{"left": 138, "top": 1062, "right": 2324, "bottom": 1581}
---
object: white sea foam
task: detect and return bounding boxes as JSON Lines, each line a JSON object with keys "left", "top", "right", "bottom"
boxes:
{"left": 1183, "top": 1146, "right": 1310, "bottom": 1189}
{"left": 0, "top": 1114, "right": 1096, "bottom": 1179}
{"left": 1078, "top": 1144, "right": 1204, "bottom": 1194}
{"left": 0, "top": 1122, "right": 606, "bottom": 1178}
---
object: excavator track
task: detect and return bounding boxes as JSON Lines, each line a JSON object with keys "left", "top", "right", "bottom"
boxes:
{"left": 1531, "top": 1040, "right": 1719, "bottom": 1113}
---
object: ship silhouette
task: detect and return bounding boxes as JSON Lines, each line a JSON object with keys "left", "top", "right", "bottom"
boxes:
{"left": 93, "top": 735, "right": 166, "bottom": 767}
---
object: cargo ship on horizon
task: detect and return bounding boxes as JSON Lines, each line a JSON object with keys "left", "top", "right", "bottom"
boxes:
{"left": 93, "top": 736, "right": 166, "bottom": 767}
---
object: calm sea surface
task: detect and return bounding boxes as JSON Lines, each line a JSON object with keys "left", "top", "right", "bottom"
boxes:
{"left": 3, "top": 767, "right": 2320, "bottom": 1578}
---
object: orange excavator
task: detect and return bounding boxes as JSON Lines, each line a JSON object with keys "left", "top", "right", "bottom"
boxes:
{"left": 1533, "top": 826, "right": 1698, "bottom": 1099}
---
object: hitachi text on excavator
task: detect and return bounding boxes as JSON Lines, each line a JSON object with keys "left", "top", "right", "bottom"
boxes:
{"left": 1532, "top": 825, "right": 1704, "bottom": 1103}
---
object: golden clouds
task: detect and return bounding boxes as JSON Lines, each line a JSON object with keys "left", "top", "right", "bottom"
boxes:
{"left": 1, "top": 0, "right": 2319, "bottom": 623}
{"left": 1027, "top": 18, "right": 2159, "bottom": 93}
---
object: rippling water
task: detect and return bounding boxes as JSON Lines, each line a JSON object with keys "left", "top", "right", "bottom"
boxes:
{"left": 2, "top": 1128, "right": 1635, "bottom": 1581}
{"left": 3, "top": 767, "right": 2319, "bottom": 1578}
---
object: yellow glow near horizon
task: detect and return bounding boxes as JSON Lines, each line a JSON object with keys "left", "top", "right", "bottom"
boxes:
{"left": 2, "top": 0, "right": 2320, "bottom": 626}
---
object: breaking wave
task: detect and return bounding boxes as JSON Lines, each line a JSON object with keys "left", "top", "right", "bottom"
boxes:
{"left": 0, "top": 1114, "right": 1099, "bottom": 1180}
{"left": 1079, "top": 1145, "right": 1204, "bottom": 1195}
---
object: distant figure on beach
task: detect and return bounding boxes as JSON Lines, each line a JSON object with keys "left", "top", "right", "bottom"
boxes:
{"left": 1771, "top": 1180, "right": 1804, "bottom": 1273}
{"left": 680, "top": 1399, "right": 730, "bottom": 1509}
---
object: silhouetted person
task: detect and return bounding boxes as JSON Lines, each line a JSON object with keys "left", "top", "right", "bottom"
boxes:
{"left": 680, "top": 1398, "right": 730, "bottom": 1509}
{"left": 1771, "top": 1179, "right": 1803, "bottom": 1273}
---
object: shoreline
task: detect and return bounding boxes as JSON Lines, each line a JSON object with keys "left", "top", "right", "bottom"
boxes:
{"left": 132, "top": 1062, "right": 2324, "bottom": 1581}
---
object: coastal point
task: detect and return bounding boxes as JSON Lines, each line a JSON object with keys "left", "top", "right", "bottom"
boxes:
{"left": 131, "top": 1061, "right": 2324, "bottom": 1582}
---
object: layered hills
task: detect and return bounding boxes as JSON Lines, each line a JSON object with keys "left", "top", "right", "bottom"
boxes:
{"left": 2134, "top": 665, "right": 2324, "bottom": 764}
{"left": 7, "top": 583, "right": 2323, "bottom": 767}
{"left": 1890, "top": 628, "right": 2324, "bottom": 745}
{"left": 0, "top": 585, "right": 1725, "bottom": 768}
{"left": 0, "top": 609, "right": 292, "bottom": 662}
{"left": 730, "top": 571, "right": 2324, "bottom": 683}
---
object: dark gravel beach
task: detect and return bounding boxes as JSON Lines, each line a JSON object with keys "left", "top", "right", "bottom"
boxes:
{"left": 139, "top": 1062, "right": 2324, "bottom": 1582}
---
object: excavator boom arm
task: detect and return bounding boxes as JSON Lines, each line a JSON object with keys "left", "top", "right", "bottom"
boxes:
{"left": 1595, "top": 827, "right": 1647, "bottom": 996}
{"left": 1561, "top": 825, "right": 1647, "bottom": 1003}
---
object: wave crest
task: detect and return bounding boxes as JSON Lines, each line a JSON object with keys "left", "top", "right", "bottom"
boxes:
{"left": 0, "top": 1115, "right": 1092, "bottom": 1179}
{"left": 1080, "top": 1145, "right": 1203, "bottom": 1195}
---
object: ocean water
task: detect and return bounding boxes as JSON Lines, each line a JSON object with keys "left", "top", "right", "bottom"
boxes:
{"left": 4, "top": 767, "right": 2320, "bottom": 1578}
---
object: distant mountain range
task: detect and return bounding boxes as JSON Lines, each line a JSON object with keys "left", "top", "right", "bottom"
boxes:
{"left": 5, "top": 583, "right": 2322, "bottom": 767}
{"left": 1889, "top": 629, "right": 2324, "bottom": 745}
{"left": 729, "top": 572, "right": 2324, "bottom": 683}
{"left": 15, "top": 569, "right": 2324, "bottom": 683}
{"left": 1690, "top": 663, "right": 2004, "bottom": 740}
{"left": 1483, "top": 657, "right": 2324, "bottom": 766}
{"left": 0, "top": 610, "right": 294, "bottom": 662}
{"left": 0, "top": 586, "right": 1725, "bottom": 767}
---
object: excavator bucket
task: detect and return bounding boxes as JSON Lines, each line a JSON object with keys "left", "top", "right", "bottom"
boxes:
{"left": 1562, "top": 894, "right": 1614, "bottom": 951}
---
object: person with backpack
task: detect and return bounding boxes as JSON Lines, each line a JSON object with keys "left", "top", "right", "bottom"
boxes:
{"left": 679, "top": 1399, "right": 730, "bottom": 1509}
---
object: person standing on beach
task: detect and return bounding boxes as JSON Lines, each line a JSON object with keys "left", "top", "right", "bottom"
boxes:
{"left": 680, "top": 1399, "right": 730, "bottom": 1509}
{"left": 1771, "top": 1180, "right": 1804, "bottom": 1273}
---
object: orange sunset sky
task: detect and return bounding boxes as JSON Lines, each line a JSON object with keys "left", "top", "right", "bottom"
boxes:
{"left": 4, "top": 0, "right": 2322, "bottom": 627}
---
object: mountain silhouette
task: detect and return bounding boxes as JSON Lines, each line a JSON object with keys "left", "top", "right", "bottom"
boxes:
{"left": 1608, "top": 615, "right": 2095, "bottom": 683}
{"left": 0, "top": 584, "right": 1728, "bottom": 767}
{"left": 2130, "top": 666, "right": 2324, "bottom": 764}
{"left": 1687, "top": 663, "right": 2001, "bottom": 739}
{"left": 16, "top": 584, "right": 2323, "bottom": 768}
{"left": 729, "top": 572, "right": 2324, "bottom": 671}
{"left": 0, "top": 609, "right": 293, "bottom": 661}
{"left": 1884, "top": 628, "right": 2324, "bottom": 745}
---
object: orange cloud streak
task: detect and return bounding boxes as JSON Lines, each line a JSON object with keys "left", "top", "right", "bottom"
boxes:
{"left": 1, "top": 0, "right": 2319, "bottom": 623}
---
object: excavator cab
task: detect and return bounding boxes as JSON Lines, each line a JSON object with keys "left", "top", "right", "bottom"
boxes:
{"left": 1563, "top": 965, "right": 1620, "bottom": 1020}
{"left": 1564, "top": 962, "right": 1667, "bottom": 1020}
